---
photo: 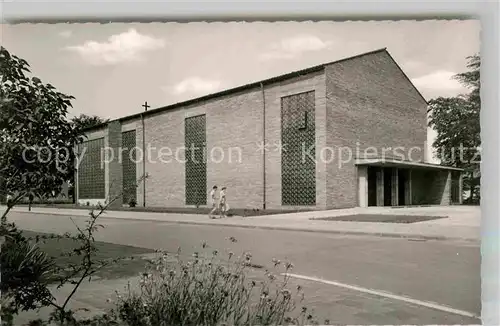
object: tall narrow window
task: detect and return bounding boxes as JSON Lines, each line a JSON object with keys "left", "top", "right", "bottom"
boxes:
{"left": 185, "top": 114, "right": 207, "bottom": 206}
{"left": 122, "top": 130, "right": 137, "bottom": 204}
{"left": 78, "top": 138, "right": 105, "bottom": 199}
{"left": 281, "top": 90, "right": 316, "bottom": 206}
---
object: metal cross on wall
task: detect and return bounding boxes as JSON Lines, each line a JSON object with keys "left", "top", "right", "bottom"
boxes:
{"left": 140, "top": 100, "right": 149, "bottom": 207}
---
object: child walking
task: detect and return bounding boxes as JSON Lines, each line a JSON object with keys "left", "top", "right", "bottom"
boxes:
{"left": 219, "top": 186, "right": 228, "bottom": 218}
{"left": 209, "top": 185, "right": 218, "bottom": 219}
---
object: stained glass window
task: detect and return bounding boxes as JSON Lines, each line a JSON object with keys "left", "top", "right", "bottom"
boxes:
{"left": 78, "top": 138, "right": 105, "bottom": 199}
{"left": 281, "top": 91, "right": 316, "bottom": 206}
{"left": 185, "top": 115, "right": 207, "bottom": 206}
{"left": 122, "top": 130, "right": 137, "bottom": 204}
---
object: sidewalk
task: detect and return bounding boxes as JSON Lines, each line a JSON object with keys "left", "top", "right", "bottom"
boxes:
{"left": 5, "top": 205, "right": 481, "bottom": 241}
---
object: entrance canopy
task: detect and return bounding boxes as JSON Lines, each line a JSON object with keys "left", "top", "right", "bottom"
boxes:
{"left": 355, "top": 157, "right": 463, "bottom": 208}
{"left": 355, "top": 157, "right": 464, "bottom": 172}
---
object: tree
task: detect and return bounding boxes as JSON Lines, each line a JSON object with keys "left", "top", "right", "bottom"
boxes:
{"left": 0, "top": 46, "right": 148, "bottom": 326}
{"left": 71, "top": 113, "right": 108, "bottom": 135}
{"left": 0, "top": 45, "right": 83, "bottom": 320}
{"left": 428, "top": 54, "right": 481, "bottom": 203}
{"left": 0, "top": 46, "right": 81, "bottom": 215}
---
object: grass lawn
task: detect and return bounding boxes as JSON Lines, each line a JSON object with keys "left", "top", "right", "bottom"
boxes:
{"left": 22, "top": 230, "right": 154, "bottom": 281}
{"left": 17, "top": 203, "right": 314, "bottom": 217}
{"left": 312, "top": 214, "right": 448, "bottom": 223}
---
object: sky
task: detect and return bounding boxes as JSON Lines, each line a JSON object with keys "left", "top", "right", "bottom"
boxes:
{"left": 1, "top": 20, "right": 480, "bottom": 162}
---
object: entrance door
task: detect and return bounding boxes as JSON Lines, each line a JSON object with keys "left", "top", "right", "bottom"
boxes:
{"left": 451, "top": 171, "right": 460, "bottom": 204}
{"left": 367, "top": 167, "right": 377, "bottom": 206}
{"left": 398, "top": 169, "right": 407, "bottom": 206}
{"left": 383, "top": 168, "right": 392, "bottom": 206}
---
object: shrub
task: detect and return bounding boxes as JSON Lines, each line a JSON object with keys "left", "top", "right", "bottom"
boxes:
{"left": 129, "top": 199, "right": 137, "bottom": 208}
{"left": 0, "top": 221, "right": 57, "bottom": 325}
{"left": 103, "top": 240, "right": 322, "bottom": 326}
{"left": 16, "top": 237, "right": 325, "bottom": 326}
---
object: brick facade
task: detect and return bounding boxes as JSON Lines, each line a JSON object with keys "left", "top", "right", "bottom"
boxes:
{"left": 78, "top": 49, "right": 458, "bottom": 210}
{"left": 131, "top": 71, "right": 327, "bottom": 210}
{"left": 325, "top": 50, "right": 428, "bottom": 208}
{"left": 107, "top": 121, "right": 123, "bottom": 209}
{"left": 263, "top": 72, "right": 327, "bottom": 209}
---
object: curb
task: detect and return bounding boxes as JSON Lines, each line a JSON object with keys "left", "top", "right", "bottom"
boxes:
{"left": 15, "top": 210, "right": 479, "bottom": 243}
{"left": 150, "top": 219, "right": 479, "bottom": 242}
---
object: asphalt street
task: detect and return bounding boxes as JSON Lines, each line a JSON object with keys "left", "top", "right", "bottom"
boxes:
{"left": 8, "top": 211, "right": 481, "bottom": 324}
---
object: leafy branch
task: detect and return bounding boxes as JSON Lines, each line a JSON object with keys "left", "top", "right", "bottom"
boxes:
{"left": 41, "top": 174, "right": 148, "bottom": 325}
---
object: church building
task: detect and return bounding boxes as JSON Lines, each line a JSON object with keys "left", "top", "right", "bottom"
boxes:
{"left": 76, "top": 48, "right": 463, "bottom": 210}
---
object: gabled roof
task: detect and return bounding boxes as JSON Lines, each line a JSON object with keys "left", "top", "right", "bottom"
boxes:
{"left": 82, "top": 47, "right": 428, "bottom": 132}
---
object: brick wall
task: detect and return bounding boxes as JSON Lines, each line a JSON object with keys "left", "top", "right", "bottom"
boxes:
{"left": 138, "top": 90, "right": 264, "bottom": 209}
{"left": 325, "top": 50, "right": 428, "bottom": 208}
{"left": 134, "top": 118, "right": 145, "bottom": 207}
{"left": 107, "top": 121, "right": 123, "bottom": 208}
{"left": 263, "top": 71, "right": 327, "bottom": 209}
{"left": 427, "top": 170, "right": 451, "bottom": 205}
{"left": 82, "top": 50, "right": 430, "bottom": 210}
{"left": 411, "top": 169, "right": 451, "bottom": 205}
{"left": 126, "top": 71, "right": 326, "bottom": 210}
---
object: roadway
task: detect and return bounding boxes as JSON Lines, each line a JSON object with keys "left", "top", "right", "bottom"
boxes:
{"left": 8, "top": 211, "right": 481, "bottom": 324}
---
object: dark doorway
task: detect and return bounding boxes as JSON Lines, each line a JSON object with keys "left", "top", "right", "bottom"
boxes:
{"left": 383, "top": 168, "right": 392, "bottom": 206}
{"left": 451, "top": 171, "right": 460, "bottom": 204}
{"left": 398, "top": 169, "right": 408, "bottom": 206}
{"left": 367, "top": 167, "right": 377, "bottom": 207}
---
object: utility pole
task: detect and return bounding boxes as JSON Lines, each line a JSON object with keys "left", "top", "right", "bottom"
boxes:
{"left": 141, "top": 101, "right": 149, "bottom": 207}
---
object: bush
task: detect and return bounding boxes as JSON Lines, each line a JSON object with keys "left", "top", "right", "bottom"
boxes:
{"left": 0, "top": 221, "right": 57, "bottom": 324}
{"left": 16, "top": 199, "right": 74, "bottom": 205}
{"left": 101, "top": 240, "right": 322, "bottom": 326}
{"left": 17, "top": 237, "right": 326, "bottom": 326}
{"left": 129, "top": 199, "right": 137, "bottom": 208}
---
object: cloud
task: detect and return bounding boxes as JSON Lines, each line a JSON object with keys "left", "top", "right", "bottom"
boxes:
{"left": 412, "top": 70, "right": 472, "bottom": 99}
{"left": 58, "top": 30, "right": 72, "bottom": 38}
{"left": 411, "top": 70, "right": 463, "bottom": 91}
{"left": 65, "top": 28, "right": 165, "bottom": 66}
{"left": 400, "top": 60, "right": 429, "bottom": 75}
{"left": 167, "top": 77, "right": 224, "bottom": 96}
{"left": 259, "top": 34, "right": 333, "bottom": 61}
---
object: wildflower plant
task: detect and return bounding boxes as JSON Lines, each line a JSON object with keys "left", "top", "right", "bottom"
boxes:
{"left": 108, "top": 238, "right": 321, "bottom": 326}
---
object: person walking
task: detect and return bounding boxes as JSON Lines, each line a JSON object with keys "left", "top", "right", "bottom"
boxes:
{"left": 209, "top": 185, "right": 218, "bottom": 219}
{"left": 28, "top": 193, "right": 34, "bottom": 212}
{"left": 219, "top": 186, "right": 228, "bottom": 218}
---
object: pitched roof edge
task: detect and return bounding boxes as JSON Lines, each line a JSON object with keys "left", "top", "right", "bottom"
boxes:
{"left": 383, "top": 50, "right": 429, "bottom": 106}
{"left": 80, "top": 122, "right": 109, "bottom": 133}
{"left": 81, "top": 47, "right": 390, "bottom": 133}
